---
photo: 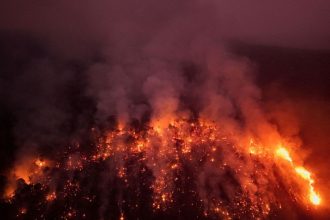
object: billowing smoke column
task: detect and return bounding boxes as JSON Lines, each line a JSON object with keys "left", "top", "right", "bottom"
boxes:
{"left": 0, "top": 0, "right": 327, "bottom": 219}
{"left": 0, "top": 38, "right": 322, "bottom": 219}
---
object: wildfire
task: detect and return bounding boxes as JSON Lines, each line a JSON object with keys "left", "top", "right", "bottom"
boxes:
{"left": 276, "top": 147, "right": 293, "bottom": 163}
{"left": 276, "top": 146, "right": 321, "bottom": 206}
{"left": 2, "top": 117, "right": 324, "bottom": 219}
{"left": 295, "top": 167, "right": 321, "bottom": 205}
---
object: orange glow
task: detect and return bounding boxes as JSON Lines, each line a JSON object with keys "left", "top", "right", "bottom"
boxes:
{"left": 35, "top": 159, "right": 46, "bottom": 167}
{"left": 46, "top": 192, "right": 57, "bottom": 201}
{"left": 119, "top": 213, "right": 125, "bottom": 220}
{"left": 4, "top": 117, "right": 324, "bottom": 217}
{"left": 3, "top": 157, "right": 53, "bottom": 199}
{"left": 295, "top": 167, "right": 321, "bottom": 205}
{"left": 276, "top": 147, "right": 321, "bottom": 206}
{"left": 161, "top": 194, "right": 166, "bottom": 202}
{"left": 276, "top": 147, "right": 292, "bottom": 162}
{"left": 310, "top": 190, "right": 321, "bottom": 205}
{"left": 19, "top": 207, "right": 27, "bottom": 215}
{"left": 295, "top": 167, "right": 311, "bottom": 180}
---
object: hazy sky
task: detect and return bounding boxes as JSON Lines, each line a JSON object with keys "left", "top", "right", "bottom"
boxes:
{"left": 0, "top": 0, "right": 329, "bottom": 50}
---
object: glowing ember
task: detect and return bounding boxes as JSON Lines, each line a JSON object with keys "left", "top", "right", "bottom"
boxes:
{"left": 46, "top": 191, "right": 57, "bottom": 201}
{"left": 20, "top": 208, "right": 27, "bottom": 214}
{"left": 2, "top": 118, "right": 324, "bottom": 218}
{"left": 35, "top": 159, "right": 46, "bottom": 167}
{"left": 119, "top": 213, "right": 125, "bottom": 220}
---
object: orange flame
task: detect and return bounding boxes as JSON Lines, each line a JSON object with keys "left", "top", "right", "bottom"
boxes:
{"left": 276, "top": 146, "right": 321, "bottom": 206}
{"left": 4, "top": 118, "right": 324, "bottom": 218}
{"left": 276, "top": 147, "right": 292, "bottom": 163}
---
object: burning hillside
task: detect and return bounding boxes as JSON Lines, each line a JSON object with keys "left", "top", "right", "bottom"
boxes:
{"left": 1, "top": 115, "right": 322, "bottom": 219}
{"left": 0, "top": 36, "right": 327, "bottom": 218}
